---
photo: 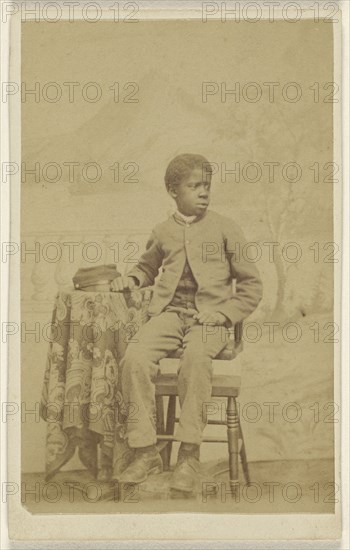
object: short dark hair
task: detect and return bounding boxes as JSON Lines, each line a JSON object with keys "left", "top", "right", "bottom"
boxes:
{"left": 164, "top": 153, "right": 212, "bottom": 191}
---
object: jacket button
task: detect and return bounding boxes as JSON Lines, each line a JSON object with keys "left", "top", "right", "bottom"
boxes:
{"left": 185, "top": 240, "right": 190, "bottom": 244}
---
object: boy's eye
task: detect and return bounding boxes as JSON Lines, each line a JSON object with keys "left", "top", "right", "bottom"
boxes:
{"left": 187, "top": 182, "right": 211, "bottom": 191}
{"left": 195, "top": 182, "right": 210, "bottom": 189}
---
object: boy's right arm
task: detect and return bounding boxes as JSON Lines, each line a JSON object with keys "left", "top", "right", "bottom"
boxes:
{"left": 110, "top": 230, "right": 163, "bottom": 291}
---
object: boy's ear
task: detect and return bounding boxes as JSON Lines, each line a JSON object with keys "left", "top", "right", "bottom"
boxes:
{"left": 168, "top": 185, "right": 178, "bottom": 199}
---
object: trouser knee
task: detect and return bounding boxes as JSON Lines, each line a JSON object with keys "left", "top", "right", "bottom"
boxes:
{"left": 181, "top": 349, "right": 213, "bottom": 371}
{"left": 121, "top": 345, "right": 159, "bottom": 384}
{"left": 122, "top": 345, "right": 145, "bottom": 375}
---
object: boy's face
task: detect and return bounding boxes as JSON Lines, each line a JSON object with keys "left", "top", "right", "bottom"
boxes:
{"left": 169, "top": 167, "right": 211, "bottom": 217}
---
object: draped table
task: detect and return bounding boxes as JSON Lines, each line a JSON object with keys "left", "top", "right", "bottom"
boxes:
{"left": 40, "top": 288, "right": 150, "bottom": 481}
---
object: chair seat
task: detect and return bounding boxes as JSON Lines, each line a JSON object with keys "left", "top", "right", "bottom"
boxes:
{"left": 168, "top": 341, "right": 243, "bottom": 361}
{"left": 155, "top": 372, "right": 241, "bottom": 397}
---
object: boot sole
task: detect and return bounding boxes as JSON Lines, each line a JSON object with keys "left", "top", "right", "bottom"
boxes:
{"left": 119, "top": 463, "right": 163, "bottom": 484}
{"left": 170, "top": 487, "right": 196, "bottom": 499}
{"left": 169, "top": 482, "right": 195, "bottom": 493}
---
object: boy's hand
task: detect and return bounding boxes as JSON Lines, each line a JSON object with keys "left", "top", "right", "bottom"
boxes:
{"left": 193, "top": 311, "right": 228, "bottom": 325}
{"left": 110, "top": 276, "right": 138, "bottom": 292}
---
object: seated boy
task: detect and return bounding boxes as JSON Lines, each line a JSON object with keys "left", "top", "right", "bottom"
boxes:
{"left": 111, "top": 153, "right": 263, "bottom": 492}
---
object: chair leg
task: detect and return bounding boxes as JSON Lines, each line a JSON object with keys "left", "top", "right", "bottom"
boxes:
{"left": 164, "top": 396, "right": 176, "bottom": 470}
{"left": 238, "top": 417, "right": 251, "bottom": 486}
{"left": 155, "top": 396, "right": 165, "bottom": 433}
{"left": 155, "top": 396, "right": 168, "bottom": 468}
{"left": 227, "top": 396, "right": 239, "bottom": 496}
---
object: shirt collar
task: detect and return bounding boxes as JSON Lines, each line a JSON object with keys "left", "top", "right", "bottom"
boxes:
{"left": 174, "top": 210, "right": 197, "bottom": 224}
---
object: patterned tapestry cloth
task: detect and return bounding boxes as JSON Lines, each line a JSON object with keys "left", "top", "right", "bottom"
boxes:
{"left": 40, "top": 289, "right": 150, "bottom": 481}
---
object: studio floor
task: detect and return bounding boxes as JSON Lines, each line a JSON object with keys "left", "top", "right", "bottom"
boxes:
{"left": 21, "top": 458, "right": 335, "bottom": 514}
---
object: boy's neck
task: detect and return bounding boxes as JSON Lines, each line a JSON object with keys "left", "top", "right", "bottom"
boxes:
{"left": 175, "top": 209, "right": 207, "bottom": 223}
{"left": 175, "top": 209, "right": 197, "bottom": 222}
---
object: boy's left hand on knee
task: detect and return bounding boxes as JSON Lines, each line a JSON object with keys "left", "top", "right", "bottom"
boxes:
{"left": 193, "top": 311, "right": 227, "bottom": 325}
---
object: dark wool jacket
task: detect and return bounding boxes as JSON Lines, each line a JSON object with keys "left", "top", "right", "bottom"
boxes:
{"left": 129, "top": 210, "right": 263, "bottom": 326}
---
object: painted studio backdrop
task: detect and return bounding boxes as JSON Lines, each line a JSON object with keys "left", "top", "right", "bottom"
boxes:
{"left": 21, "top": 20, "right": 334, "bottom": 477}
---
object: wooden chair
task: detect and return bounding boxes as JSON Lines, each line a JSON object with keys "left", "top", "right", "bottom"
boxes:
{"left": 154, "top": 321, "right": 250, "bottom": 495}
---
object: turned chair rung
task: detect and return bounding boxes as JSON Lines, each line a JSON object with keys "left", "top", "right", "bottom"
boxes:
{"left": 173, "top": 417, "right": 227, "bottom": 426}
{"left": 157, "top": 434, "right": 230, "bottom": 444}
{"left": 205, "top": 419, "right": 227, "bottom": 426}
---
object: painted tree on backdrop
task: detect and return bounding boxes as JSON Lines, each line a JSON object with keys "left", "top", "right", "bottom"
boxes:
{"left": 209, "top": 100, "right": 333, "bottom": 320}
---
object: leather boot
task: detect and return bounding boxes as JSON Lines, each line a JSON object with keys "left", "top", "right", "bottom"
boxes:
{"left": 170, "top": 443, "right": 200, "bottom": 493}
{"left": 118, "top": 445, "right": 163, "bottom": 484}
